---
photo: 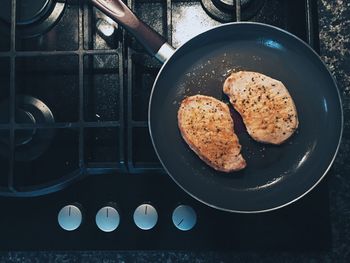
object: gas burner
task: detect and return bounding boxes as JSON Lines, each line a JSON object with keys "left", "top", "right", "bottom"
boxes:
{"left": 0, "top": 95, "right": 55, "bottom": 161}
{"left": 0, "top": 0, "right": 66, "bottom": 38}
{"left": 201, "top": 0, "right": 265, "bottom": 22}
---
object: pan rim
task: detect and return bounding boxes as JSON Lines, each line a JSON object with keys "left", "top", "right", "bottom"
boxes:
{"left": 148, "top": 21, "right": 344, "bottom": 213}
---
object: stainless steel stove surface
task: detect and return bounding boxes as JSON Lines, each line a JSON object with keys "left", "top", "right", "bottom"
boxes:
{"left": 0, "top": 0, "right": 331, "bottom": 250}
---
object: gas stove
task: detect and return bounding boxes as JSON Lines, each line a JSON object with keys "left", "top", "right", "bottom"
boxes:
{"left": 0, "top": 0, "right": 331, "bottom": 250}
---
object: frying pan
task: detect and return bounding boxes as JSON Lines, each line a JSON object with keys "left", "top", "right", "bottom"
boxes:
{"left": 92, "top": 0, "right": 343, "bottom": 213}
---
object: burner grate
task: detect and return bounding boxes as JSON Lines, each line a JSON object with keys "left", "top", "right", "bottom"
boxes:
{"left": 16, "top": 55, "right": 79, "bottom": 122}
{"left": 83, "top": 54, "right": 121, "bottom": 122}
{"left": 0, "top": 0, "right": 124, "bottom": 197}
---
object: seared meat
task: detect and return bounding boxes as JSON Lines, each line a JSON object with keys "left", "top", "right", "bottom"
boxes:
{"left": 223, "top": 71, "right": 298, "bottom": 144}
{"left": 178, "top": 95, "right": 246, "bottom": 172}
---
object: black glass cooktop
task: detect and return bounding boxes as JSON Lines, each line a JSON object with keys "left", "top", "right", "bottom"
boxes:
{"left": 0, "top": 0, "right": 331, "bottom": 250}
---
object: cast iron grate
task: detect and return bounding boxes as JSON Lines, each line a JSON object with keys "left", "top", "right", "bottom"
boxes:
{"left": 0, "top": 0, "right": 124, "bottom": 197}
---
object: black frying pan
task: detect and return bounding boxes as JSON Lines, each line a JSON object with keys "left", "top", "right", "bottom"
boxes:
{"left": 92, "top": 0, "right": 343, "bottom": 213}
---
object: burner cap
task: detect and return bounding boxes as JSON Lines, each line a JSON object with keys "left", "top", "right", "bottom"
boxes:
{"left": 213, "top": 0, "right": 253, "bottom": 10}
{"left": 4, "top": 0, "right": 53, "bottom": 26}
{"left": 201, "top": 0, "right": 265, "bottom": 22}
{"left": 0, "top": 0, "right": 66, "bottom": 38}
{"left": 15, "top": 109, "right": 36, "bottom": 146}
{"left": 18, "top": 0, "right": 53, "bottom": 25}
{"left": 0, "top": 95, "right": 55, "bottom": 162}
{"left": 0, "top": 0, "right": 53, "bottom": 25}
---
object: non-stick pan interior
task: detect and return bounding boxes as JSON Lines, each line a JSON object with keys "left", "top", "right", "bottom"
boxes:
{"left": 149, "top": 23, "right": 342, "bottom": 212}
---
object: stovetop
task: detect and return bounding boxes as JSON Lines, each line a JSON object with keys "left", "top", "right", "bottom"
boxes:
{"left": 0, "top": 0, "right": 331, "bottom": 250}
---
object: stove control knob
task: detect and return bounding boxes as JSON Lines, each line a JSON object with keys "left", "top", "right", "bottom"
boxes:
{"left": 133, "top": 204, "right": 158, "bottom": 230}
{"left": 58, "top": 204, "right": 82, "bottom": 231}
{"left": 172, "top": 205, "right": 197, "bottom": 231}
{"left": 95, "top": 206, "right": 120, "bottom": 232}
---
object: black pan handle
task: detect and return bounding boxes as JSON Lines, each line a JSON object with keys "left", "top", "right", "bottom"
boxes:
{"left": 91, "top": 0, "right": 175, "bottom": 62}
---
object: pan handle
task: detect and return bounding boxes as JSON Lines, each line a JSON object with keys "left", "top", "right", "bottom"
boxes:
{"left": 91, "top": 0, "right": 175, "bottom": 63}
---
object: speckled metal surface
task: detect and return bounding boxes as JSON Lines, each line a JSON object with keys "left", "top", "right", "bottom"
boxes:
{"left": 0, "top": 0, "right": 349, "bottom": 262}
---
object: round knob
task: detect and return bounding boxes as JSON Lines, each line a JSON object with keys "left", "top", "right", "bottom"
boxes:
{"left": 58, "top": 204, "right": 82, "bottom": 231}
{"left": 133, "top": 204, "right": 158, "bottom": 230}
{"left": 95, "top": 206, "right": 120, "bottom": 232}
{"left": 172, "top": 205, "right": 197, "bottom": 231}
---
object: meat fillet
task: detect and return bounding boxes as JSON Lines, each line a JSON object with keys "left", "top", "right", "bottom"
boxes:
{"left": 178, "top": 95, "right": 246, "bottom": 172}
{"left": 223, "top": 71, "right": 298, "bottom": 145}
